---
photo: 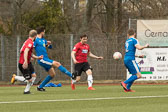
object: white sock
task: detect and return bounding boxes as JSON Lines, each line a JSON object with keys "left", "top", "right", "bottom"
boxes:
{"left": 87, "top": 75, "right": 93, "bottom": 87}
{"left": 72, "top": 79, "right": 76, "bottom": 84}
{"left": 31, "top": 77, "right": 36, "bottom": 86}
{"left": 15, "top": 76, "right": 27, "bottom": 82}
{"left": 24, "top": 82, "right": 31, "bottom": 92}
{"left": 24, "top": 77, "right": 36, "bottom": 92}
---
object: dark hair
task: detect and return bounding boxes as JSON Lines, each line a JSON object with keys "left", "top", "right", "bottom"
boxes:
{"left": 36, "top": 26, "right": 45, "bottom": 34}
{"left": 80, "top": 34, "right": 88, "bottom": 39}
{"left": 127, "top": 29, "right": 135, "bottom": 36}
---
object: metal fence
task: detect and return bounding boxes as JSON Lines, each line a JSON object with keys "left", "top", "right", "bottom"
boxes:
{"left": 0, "top": 33, "right": 127, "bottom": 83}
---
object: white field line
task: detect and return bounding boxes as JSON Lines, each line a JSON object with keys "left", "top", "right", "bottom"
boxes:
{"left": 0, "top": 95, "right": 168, "bottom": 104}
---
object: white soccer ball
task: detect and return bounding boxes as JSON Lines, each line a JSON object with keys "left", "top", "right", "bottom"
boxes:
{"left": 113, "top": 52, "right": 122, "bottom": 60}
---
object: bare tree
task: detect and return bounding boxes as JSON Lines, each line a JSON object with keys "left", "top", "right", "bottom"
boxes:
{"left": 0, "top": 0, "right": 42, "bottom": 35}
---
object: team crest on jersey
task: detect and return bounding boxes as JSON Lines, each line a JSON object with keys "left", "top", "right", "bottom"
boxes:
{"left": 73, "top": 47, "right": 76, "bottom": 50}
{"left": 82, "top": 49, "right": 88, "bottom": 53}
{"left": 43, "top": 43, "right": 46, "bottom": 47}
{"left": 28, "top": 44, "right": 32, "bottom": 47}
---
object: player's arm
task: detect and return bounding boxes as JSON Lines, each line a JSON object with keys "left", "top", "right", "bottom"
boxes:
{"left": 135, "top": 43, "right": 149, "bottom": 50}
{"left": 23, "top": 48, "right": 29, "bottom": 69}
{"left": 32, "top": 54, "right": 43, "bottom": 60}
{"left": 46, "top": 41, "right": 52, "bottom": 49}
{"left": 88, "top": 52, "right": 103, "bottom": 59}
{"left": 71, "top": 51, "right": 79, "bottom": 64}
{"left": 135, "top": 54, "right": 146, "bottom": 58}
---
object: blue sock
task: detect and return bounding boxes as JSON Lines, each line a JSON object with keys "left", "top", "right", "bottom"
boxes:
{"left": 39, "top": 75, "right": 53, "bottom": 88}
{"left": 124, "top": 75, "right": 137, "bottom": 84}
{"left": 126, "top": 81, "right": 134, "bottom": 90}
{"left": 58, "top": 65, "right": 72, "bottom": 77}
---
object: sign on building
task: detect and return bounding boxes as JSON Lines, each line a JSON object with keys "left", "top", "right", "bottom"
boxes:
{"left": 137, "top": 20, "right": 168, "bottom": 46}
{"left": 127, "top": 48, "right": 168, "bottom": 80}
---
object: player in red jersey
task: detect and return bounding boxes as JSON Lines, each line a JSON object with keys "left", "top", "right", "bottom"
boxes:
{"left": 11, "top": 30, "right": 43, "bottom": 94}
{"left": 71, "top": 34, "right": 103, "bottom": 90}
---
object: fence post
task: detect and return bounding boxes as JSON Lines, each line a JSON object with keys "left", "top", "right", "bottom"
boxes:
{"left": 128, "top": 18, "right": 131, "bottom": 29}
{"left": 17, "top": 35, "right": 20, "bottom": 76}
{"left": 70, "top": 34, "right": 73, "bottom": 73}
{"left": 1, "top": 35, "right": 5, "bottom": 80}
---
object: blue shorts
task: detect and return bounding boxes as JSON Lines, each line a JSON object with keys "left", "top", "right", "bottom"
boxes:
{"left": 38, "top": 58, "right": 53, "bottom": 71}
{"left": 124, "top": 59, "right": 140, "bottom": 75}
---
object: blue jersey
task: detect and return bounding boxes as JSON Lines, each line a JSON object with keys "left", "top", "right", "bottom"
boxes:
{"left": 34, "top": 37, "right": 52, "bottom": 58}
{"left": 124, "top": 37, "right": 139, "bottom": 60}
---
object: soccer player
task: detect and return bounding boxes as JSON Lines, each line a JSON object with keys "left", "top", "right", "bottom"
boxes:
{"left": 71, "top": 34, "right": 103, "bottom": 90}
{"left": 34, "top": 26, "right": 73, "bottom": 91}
{"left": 121, "top": 29, "right": 149, "bottom": 92}
{"left": 11, "top": 30, "right": 43, "bottom": 94}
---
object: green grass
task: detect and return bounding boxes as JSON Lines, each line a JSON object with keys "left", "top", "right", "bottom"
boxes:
{"left": 0, "top": 84, "right": 168, "bottom": 112}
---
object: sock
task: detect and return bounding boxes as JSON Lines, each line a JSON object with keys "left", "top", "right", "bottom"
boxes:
{"left": 126, "top": 81, "right": 134, "bottom": 90}
{"left": 72, "top": 79, "right": 76, "bottom": 84}
{"left": 58, "top": 65, "right": 72, "bottom": 77}
{"left": 124, "top": 75, "right": 137, "bottom": 84}
{"left": 39, "top": 75, "right": 53, "bottom": 88}
{"left": 24, "top": 82, "right": 31, "bottom": 92}
{"left": 24, "top": 77, "right": 36, "bottom": 92}
{"left": 15, "top": 76, "right": 27, "bottom": 82}
{"left": 30, "top": 77, "right": 36, "bottom": 86}
{"left": 87, "top": 75, "right": 93, "bottom": 87}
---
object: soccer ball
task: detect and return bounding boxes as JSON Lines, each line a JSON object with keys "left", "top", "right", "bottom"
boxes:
{"left": 113, "top": 52, "right": 122, "bottom": 60}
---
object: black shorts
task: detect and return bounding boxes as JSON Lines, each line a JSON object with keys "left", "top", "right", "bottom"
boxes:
{"left": 74, "top": 62, "right": 91, "bottom": 76}
{"left": 18, "top": 62, "right": 35, "bottom": 80}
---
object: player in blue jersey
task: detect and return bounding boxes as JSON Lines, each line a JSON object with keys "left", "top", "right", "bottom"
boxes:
{"left": 34, "top": 26, "right": 73, "bottom": 91}
{"left": 121, "top": 29, "right": 149, "bottom": 92}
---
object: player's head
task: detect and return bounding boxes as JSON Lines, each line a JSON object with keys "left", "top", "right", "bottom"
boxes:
{"left": 127, "top": 29, "right": 135, "bottom": 37}
{"left": 36, "top": 26, "right": 45, "bottom": 37}
{"left": 29, "top": 30, "right": 37, "bottom": 40}
{"left": 80, "top": 34, "right": 88, "bottom": 44}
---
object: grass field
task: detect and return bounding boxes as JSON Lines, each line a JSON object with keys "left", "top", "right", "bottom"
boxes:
{"left": 0, "top": 84, "right": 168, "bottom": 112}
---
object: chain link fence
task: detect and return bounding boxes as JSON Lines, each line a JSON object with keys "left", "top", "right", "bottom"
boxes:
{"left": 0, "top": 33, "right": 128, "bottom": 83}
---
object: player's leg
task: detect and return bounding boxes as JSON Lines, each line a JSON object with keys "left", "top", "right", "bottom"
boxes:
{"left": 11, "top": 64, "right": 28, "bottom": 84}
{"left": 24, "top": 73, "right": 36, "bottom": 94}
{"left": 121, "top": 60, "right": 140, "bottom": 91}
{"left": 71, "top": 63, "right": 83, "bottom": 90}
{"left": 124, "top": 61, "right": 140, "bottom": 84}
{"left": 11, "top": 74, "right": 28, "bottom": 84}
{"left": 126, "top": 72, "right": 141, "bottom": 92}
{"left": 84, "top": 62, "right": 95, "bottom": 90}
{"left": 86, "top": 69, "right": 95, "bottom": 90}
{"left": 71, "top": 76, "right": 81, "bottom": 90}
{"left": 37, "top": 67, "right": 55, "bottom": 91}
{"left": 125, "top": 81, "right": 135, "bottom": 92}
{"left": 52, "top": 61, "right": 72, "bottom": 77}
{"left": 23, "top": 63, "right": 36, "bottom": 94}
{"left": 121, "top": 75, "right": 138, "bottom": 91}
{"left": 37, "top": 58, "right": 54, "bottom": 91}
{"left": 14, "top": 75, "right": 27, "bottom": 82}
{"left": 124, "top": 75, "right": 138, "bottom": 85}
{"left": 126, "top": 81, "right": 133, "bottom": 89}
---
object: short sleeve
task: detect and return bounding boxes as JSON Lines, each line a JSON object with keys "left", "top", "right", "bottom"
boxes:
{"left": 25, "top": 41, "right": 33, "bottom": 49}
{"left": 73, "top": 44, "right": 79, "bottom": 52}
{"left": 134, "top": 38, "right": 139, "bottom": 46}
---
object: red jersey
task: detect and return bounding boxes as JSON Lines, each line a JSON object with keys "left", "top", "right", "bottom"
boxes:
{"left": 73, "top": 42, "right": 90, "bottom": 63}
{"left": 19, "top": 38, "right": 33, "bottom": 64}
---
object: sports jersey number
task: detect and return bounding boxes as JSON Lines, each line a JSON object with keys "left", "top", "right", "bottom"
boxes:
{"left": 125, "top": 42, "right": 129, "bottom": 52}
